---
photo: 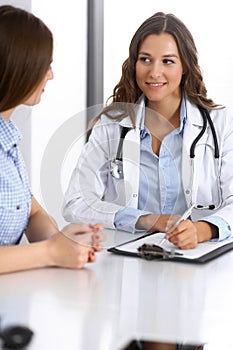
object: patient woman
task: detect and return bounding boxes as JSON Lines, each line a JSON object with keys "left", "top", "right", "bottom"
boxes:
{"left": 0, "top": 5, "right": 104, "bottom": 274}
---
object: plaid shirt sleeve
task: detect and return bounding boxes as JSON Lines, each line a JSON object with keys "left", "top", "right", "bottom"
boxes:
{"left": 0, "top": 117, "right": 32, "bottom": 245}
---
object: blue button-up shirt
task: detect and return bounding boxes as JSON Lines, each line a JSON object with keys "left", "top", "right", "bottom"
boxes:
{"left": 0, "top": 115, "right": 32, "bottom": 245}
{"left": 114, "top": 97, "right": 230, "bottom": 241}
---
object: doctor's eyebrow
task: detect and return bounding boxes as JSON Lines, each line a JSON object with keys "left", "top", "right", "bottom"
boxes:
{"left": 138, "top": 52, "right": 179, "bottom": 58}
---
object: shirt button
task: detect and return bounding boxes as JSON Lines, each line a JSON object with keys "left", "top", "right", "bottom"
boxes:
{"left": 133, "top": 194, "right": 138, "bottom": 198}
{"left": 185, "top": 189, "right": 191, "bottom": 194}
{"left": 16, "top": 205, "right": 20, "bottom": 210}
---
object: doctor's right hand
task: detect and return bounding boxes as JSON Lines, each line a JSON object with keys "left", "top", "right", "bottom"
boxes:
{"left": 45, "top": 223, "right": 105, "bottom": 269}
{"left": 136, "top": 214, "right": 181, "bottom": 233}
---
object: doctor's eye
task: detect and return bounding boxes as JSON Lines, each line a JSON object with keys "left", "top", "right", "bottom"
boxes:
{"left": 138, "top": 56, "right": 151, "bottom": 63}
{"left": 163, "top": 58, "right": 174, "bottom": 65}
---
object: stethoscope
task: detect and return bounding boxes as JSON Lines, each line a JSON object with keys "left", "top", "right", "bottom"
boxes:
{"left": 110, "top": 126, "right": 130, "bottom": 180}
{"left": 110, "top": 106, "right": 223, "bottom": 210}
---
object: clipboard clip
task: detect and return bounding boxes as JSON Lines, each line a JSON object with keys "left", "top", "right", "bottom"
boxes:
{"left": 137, "top": 243, "right": 183, "bottom": 260}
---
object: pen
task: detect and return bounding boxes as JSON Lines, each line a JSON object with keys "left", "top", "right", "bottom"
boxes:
{"left": 159, "top": 204, "right": 195, "bottom": 245}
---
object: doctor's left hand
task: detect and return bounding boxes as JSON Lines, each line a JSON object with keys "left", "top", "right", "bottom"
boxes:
{"left": 136, "top": 213, "right": 180, "bottom": 233}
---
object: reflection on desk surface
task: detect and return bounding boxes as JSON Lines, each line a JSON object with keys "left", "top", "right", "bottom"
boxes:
{"left": 123, "top": 340, "right": 233, "bottom": 350}
{"left": 1, "top": 229, "right": 233, "bottom": 350}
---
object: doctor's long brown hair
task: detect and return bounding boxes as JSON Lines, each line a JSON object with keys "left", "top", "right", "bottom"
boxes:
{"left": 90, "top": 12, "right": 221, "bottom": 128}
{"left": 0, "top": 5, "right": 53, "bottom": 113}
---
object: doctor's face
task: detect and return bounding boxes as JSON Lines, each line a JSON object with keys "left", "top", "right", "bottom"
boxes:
{"left": 135, "top": 33, "right": 184, "bottom": 109}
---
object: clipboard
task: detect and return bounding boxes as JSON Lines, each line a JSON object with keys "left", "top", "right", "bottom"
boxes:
{"left": 107, "top": 232, "right": 233, "bottom": 264}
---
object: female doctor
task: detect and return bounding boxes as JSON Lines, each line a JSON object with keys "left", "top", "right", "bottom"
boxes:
{"left": 63, "top": 12, "right": 233, "bottom": 250}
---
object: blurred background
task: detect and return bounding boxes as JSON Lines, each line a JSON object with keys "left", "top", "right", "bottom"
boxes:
{"left": 1, "top": 0, "right": 233, "bottom": 227}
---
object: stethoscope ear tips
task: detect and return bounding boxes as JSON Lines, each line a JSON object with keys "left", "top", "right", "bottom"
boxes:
{"left": 0, "top": 325, "right": 33, "bottom": 349}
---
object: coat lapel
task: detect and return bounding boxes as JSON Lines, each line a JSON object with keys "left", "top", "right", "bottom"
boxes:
{"left": 182, "top": 101, "right": 210, "bottom": 205}
{"left": 119, "top": 97, "right": 144, "bottom": 208}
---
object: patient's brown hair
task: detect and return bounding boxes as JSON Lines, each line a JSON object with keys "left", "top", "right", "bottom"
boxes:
{"left": 0, "top": 5, "right": 53, "bottom": 112}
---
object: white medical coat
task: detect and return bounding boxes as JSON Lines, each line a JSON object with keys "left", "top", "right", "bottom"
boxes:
{"left": 63, "top": 97, "right": 233, "bottom": 233}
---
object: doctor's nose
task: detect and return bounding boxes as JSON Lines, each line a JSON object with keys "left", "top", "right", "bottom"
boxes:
{"left": 150, "top": 62, "right": 163, "bottom": 79}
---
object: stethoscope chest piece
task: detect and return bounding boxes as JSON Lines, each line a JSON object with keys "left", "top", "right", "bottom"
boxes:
{"left": 110, "top": 126, "right": 130, "bottom": 180}
{"left": 110, "top": 159, "right": 124, "bottom": 179}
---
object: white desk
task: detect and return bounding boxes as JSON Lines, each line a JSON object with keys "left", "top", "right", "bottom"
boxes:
{"left": 0, "top": 229, "right": 233, "bottom": 350}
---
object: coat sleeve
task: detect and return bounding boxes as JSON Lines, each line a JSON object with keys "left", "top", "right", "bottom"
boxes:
{"left": 191, "top": 107, "right": 233, "bottom": 237}
{"left": 62, "top": 118, "right": 126, "bottom": 228}
{"left": 213, "top": 108, "right": 233, "bottom": 230}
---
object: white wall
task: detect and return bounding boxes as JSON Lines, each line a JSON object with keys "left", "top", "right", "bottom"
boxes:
{"left": 31, "top": 1, "right": 87, "bottom": 227}
{"left": 104, "top": 0, "right": 233, "bottom": 109}
{"left": 0, "top": 0, "right": 87, "bottom": 227}
{"left": 0, "top": 0, "right": 30, "bottom": 9}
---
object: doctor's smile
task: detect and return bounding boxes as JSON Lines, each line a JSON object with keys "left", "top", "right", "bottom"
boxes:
{"left": 146, "top": 82, "right": 166, "bottom": 88}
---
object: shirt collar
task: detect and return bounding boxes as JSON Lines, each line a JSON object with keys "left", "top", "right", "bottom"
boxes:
{"left": 118, "top": 92, "right": 189, "bottom": 133}
{"left": 139, "top": 92, "right": 187, "bottom": 135}
{"left": 178, "top": 91, "right": 187, "bottom": 133}
{"left": 0, "top": 115, "right": 22, "bottom": 152}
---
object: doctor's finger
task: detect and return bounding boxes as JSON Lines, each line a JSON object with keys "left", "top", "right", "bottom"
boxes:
{"left": 168, "top": 226, "right": 198, "bottom": 249}
{"left": 167, "top": 219, "right": 192, "bottom": 236}
{"left": 168, "top": 232, "right": 198, "bottom": 249}
{"left": 165, "top": 215, "right": 181, "bottom": 232}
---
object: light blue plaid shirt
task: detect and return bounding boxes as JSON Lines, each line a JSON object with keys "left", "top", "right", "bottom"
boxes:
{"left": 0, "top": 115, "right": 32, "bottom": 245}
